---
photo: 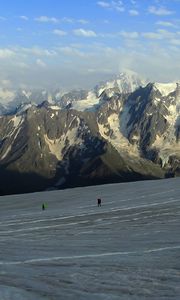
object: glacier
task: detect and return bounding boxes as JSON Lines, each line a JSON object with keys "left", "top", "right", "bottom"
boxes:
{"left": 0, "top": 178, "right": 179, "bottom": 299}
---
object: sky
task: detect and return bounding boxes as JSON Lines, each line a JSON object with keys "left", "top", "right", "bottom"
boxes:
{"left": 0, "top": 0, "right": 180, "bottom": 90}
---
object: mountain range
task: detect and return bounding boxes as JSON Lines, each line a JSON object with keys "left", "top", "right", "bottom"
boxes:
{"left": 0, "top": 71, "right": 179, "bottom": 195}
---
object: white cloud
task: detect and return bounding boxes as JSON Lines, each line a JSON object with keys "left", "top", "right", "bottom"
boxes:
{"left": 0, "top": 49, "right": 15, "bottom": 58}
{"left": 103, "top": 19, "right": 110, "bottom": 24}
{"left": 120, "top": 31, "right": 139, "bottom": 39}
{"left": 170, "top": 39, "right": 180, "bottom": 46}
{"left": 0, "top": 43, "right": 179, "bottom": 90}
{"left": 15, "top": 62, "right": 29, "bottom": 69}
{"left": 112, "top": 1, "right": 125, "bottom": 12}
{"left": 36, "top": 59, "right": 46, "bottom": 68}
{"left": 60, "top": 17, "right": 89, "bottom": 24}
{"left": 97, "top": 1, "right": 125, "bottom": 12}
{"left": 156, "top": 21, "right": 176, "bottom": 28}
{"left": 148, "top": 6, "right": 174, "bottom": 16}
{"left": 53, "top": 29, "right": 67, "bottom": 36}
{"left": 142, "top": 29, "right": 176, "bottom": 40}
{"left": 61, "top": 17, "right": 74, "bottom": 23}
{"left": 35, "top": 16, "right": 59, "bottom": 23}
{"left": 78, "top": 19, "right": 89, "bottom": 24}
{"left": 0, "top": 79, "right": 12, "bottom": 88}
{"left": 57, "top": 46, "right": 87, "bottom": 57}
{"left": 157, "top": 29, "right": 175, "bottom": 39}
{"left": 20, "top": 16, "right": 29, "bottom": 21}
{"left": 142, "top": 32, "right": 163, "bottom": 40}
{"left": 22, "top": 47, "right": 57, "bottom": 57}
{"left": 73, "top": 28, "right": 97, "bottom": 37}
{"left": 97, "top": 1, "right": 110, "bottom": 8}
{"left": 129, "top": 9, "right": 139, "bottom": 16}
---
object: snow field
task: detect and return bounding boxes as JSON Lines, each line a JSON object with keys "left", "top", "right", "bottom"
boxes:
{"left": 0, "top": 178, "right": 180, "bottom": 299}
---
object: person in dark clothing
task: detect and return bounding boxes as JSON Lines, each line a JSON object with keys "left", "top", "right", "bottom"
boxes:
{"left": 42, "top": 203, "right": 45, "bottom": 210}
{"left": 97, "top": 198, "right": 101, "bottom": 207}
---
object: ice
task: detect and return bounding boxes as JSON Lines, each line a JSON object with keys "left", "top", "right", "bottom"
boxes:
{"left": 0, "top": 286, "right": 45, "bottom": 300}
{"left": 72, "top": 91, "right": 99, "bottom": 111}
{"left": 10, "top": 115, "right": 24, "bottom": 128}
{"left": 98, "top": 112, "right": 139, "bottom": 156}
{"left": 49, "top": 105, "right": 61, "bottom": 110}
{"left": 0, "top": 178, "right": 180, "bottom": 299}
{"left": 1, "top": 145, "right": 12, "bottom": 160}
{"left": 44, "top": 118, "right": 83, "bottom": 161}
{"left": 154, "top": 82, "right": 177, "bottom": 96}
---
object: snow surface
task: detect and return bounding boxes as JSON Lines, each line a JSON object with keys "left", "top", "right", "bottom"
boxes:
{"left": 1, "top": 146, "right": 12, "bottom": 160}
{"left": 49, "top": 105, "right": 61, "bottom": 111}
{"left": 44, "top": 134, "right": 63, "bottom": 160}
{"left": 72, "top": 91, "right": 99, "bottom": 111}
{"left": 10, "top": 115, "right": 23, "bottom": 128}
{"left": 154, "top": 83, "right": 177, "bottom": 96}
{"left": 97, "top": 70, "right": 147, "bottom": 97}
{"left": 152, "top": 99, "right": 180, "bottom": 166}
{"left": 0, "top": 115, "right": 24, "bottom": 159}
{"left": 0, "top": 178, "right": 180, "bottom": 299}
{"left": 44, "top": 117, "right": 83, "bottom": 161}
{"left": 98, "top": 112, "right": 139, "bottom": 156}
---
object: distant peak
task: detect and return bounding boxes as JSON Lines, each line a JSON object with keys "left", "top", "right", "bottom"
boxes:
{"left": 153, "top": 82, "right": 177, "bottom": 96}
{"left": 119, "top": 69, "right": 140, "bottom": 77}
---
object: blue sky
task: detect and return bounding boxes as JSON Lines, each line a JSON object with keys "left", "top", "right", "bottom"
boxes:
{"left": 0, "top": 0, "right": 180, "bottom": 89}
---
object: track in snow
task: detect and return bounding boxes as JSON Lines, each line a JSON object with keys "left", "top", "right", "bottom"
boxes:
{"left": 0, "top": 178, "right": 180, "bottom": 299}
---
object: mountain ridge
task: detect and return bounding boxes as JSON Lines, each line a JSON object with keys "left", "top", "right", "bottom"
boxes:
{"left": 0, "top": 71, "right": 179, "bottom": 195}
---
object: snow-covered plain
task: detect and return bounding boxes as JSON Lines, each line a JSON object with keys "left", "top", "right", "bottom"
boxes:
{"left": 0, "top": 178, "right": 180, "bottom": 299}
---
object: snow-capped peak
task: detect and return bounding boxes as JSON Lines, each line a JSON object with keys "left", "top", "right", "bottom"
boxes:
{"left": 72, "top": 91, "right": 99, "bottom": 111}
{"left": 154, "top": 82, "right": 177, "bottom": 96}
{"left": 95, "top": 70, "right": 147, "bottom": 97}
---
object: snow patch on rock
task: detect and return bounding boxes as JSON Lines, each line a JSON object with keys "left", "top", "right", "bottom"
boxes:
{"left": 10, "top": 115, "right": 24, "bottom": 128}
{"left": 1, "top": 145, "right": 12, "bottom": 160}
{"left": 72, "top": 91, "right": 99, "bottom": 111}
{"left": 154, "top": 83, "right": 176, "bottom": 97}
{"left": 98, "top": 113, "right": 139, "bottom": 156}
{"left": 44, "top": 117, "right": 83, "bottom": 161}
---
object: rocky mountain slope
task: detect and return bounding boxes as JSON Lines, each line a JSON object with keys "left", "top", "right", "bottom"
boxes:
{"left": 0, "top": 71, "right": 147, "bottom": 113}
{"left": 0, "top": 72, "right": 179, "bottom": 195}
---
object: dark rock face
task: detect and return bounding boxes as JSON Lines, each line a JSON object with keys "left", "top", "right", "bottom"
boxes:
{"left": 125, "top": 84, "right": 168, "bottom": 155}
{"left": 0, "top": 79, "right": 179, "bottom": 195}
